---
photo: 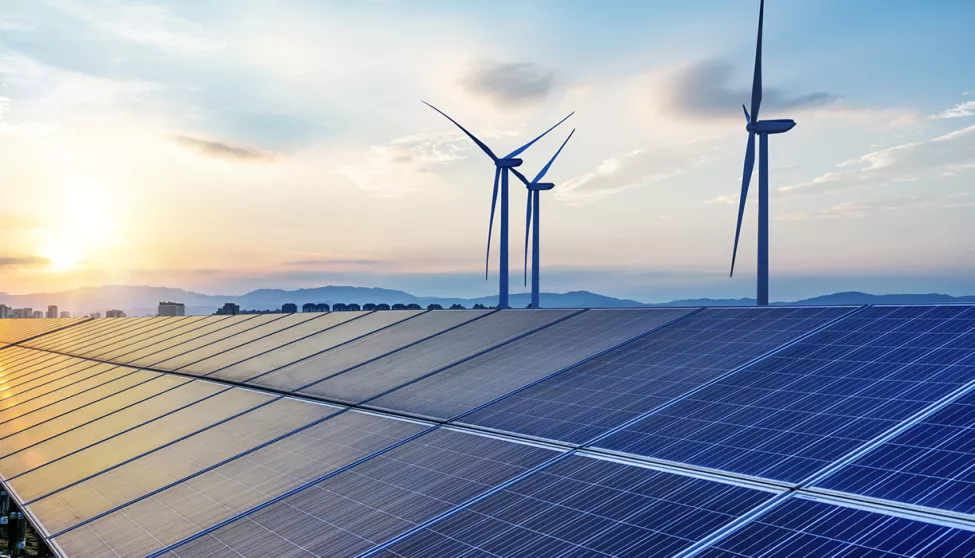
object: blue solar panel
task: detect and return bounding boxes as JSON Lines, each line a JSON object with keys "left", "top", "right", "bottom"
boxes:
{"left": 816, "top": 385, "right": 975, "bottom": 515}
{"left": 375, "top": 454, "right": 776, "bottom": 558}
{"left": 596, "top": 305, "right": 975, "bottom": 484}
{"left": 695, "top": 497, "right": 975, "bottom": 557}
{"left": 460, "top": 307, "right": 852, "bottom": 445}
{"left": 156, "top": 428, "right": 560, "bottom": 558}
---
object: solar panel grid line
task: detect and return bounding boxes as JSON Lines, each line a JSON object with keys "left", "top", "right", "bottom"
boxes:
{"left": 354, "top": 309, "right": 589, "bottom": 408}
{"left": 672, "top": 493, "right": 795, "bottom": 558}
{"left": 1, "top": 318, "right": 90, "bottom": 350}
{"left": 444, "top": 307, "right": 707, "bottom": 424}
{"left": 0, "top": 365, "right": 138, "bottom": 426}
{"left": 802, "top": 485, "right": 975, "bottom": 529}
{"left": 26, "top": 317, "right": 169, "bottom": 355}
{"left": 147, "top": 310, "right": 375, "bottom": 377}
{"left": 0, "top": 350, "right": 81, "bottom": 383}
{"left": 0, "top": 380, "right": 235, "bottom": 480}
{"left": 40, "top": 398, "right": 352, "bottom": 539}
{"left": 90, "top": 314, "right": 267, "bottom": 363}
{"left": 68, "top": 317, "right": 216, "bottom": 359}
{"left": 0, "top": 354, "right": 78, "bottom": 388}
{"left": 0, "top": 320, "right": 116, "bottom": 370}
{"left": 20, "top": 394, "right": 286, "bottom": 506}
{"left": 579, "top": 305, "right": 870, "bottom": 451}
{"left": 142, "top": 422, "right": 444, "bottom": 558}
{"left": 0, "top": 360, "right": 130, "bottom": 414}
{"left": 245, "top": 309, "right": 498, "bottom": 389}
{"left": 297, "top": 309, "right": 580, "bottom": 405}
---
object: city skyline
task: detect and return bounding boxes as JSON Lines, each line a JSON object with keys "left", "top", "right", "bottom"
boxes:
{"left": 1, "top": 0, "right": 973, "bottom": 302}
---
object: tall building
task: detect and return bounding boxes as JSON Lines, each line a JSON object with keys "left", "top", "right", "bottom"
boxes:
{"left": 282, "top": 303, "right": 297, "bottom": 313}
{"left": 22, "top": 307, "right": 33, "bottom": 318}
{"left": 106, "top": 309, "right": 126, "bottom": 318}
{"left": 60, "top": 311, "right": 71, "bottom": 318}
{"left": 158, "top": 301, "right": 185, "bottom": 316}
{"left": 0, "top": 304, "right": 9, "bottom": 319}
{"left": 215, "top": 303, "right": 239, "bottom": 315}
{"left": 31, "top": 310, "right": 44, "bottom": 319}
{"left": 46, "top": 305, "right": 58, "bottom": 318}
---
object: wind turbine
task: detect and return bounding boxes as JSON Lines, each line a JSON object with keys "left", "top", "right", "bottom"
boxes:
{"left": 729, "top": 0, "right": 796, "bottom": 306}
{"left": 424, "top": 102, "right": 573, "bottom": 308}
{"left": 511, "top": 129, "right": 575, "bottom": 309}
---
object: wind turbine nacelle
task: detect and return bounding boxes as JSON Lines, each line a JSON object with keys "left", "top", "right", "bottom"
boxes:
{"left": 752, "top": 119, "right": 796, "bottom": 134}
{"left": 529, "top": 183, "right": 555, "bottom": 191}
{"left": 497, "top": 158, "right": 523, "bottom": 168}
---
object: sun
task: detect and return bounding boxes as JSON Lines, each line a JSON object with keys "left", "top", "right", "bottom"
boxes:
{"left": 42, "top": 240, "right": 82, "bottom": 272}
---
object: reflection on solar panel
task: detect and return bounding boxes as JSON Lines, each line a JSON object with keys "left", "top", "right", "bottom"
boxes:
{"left": 300, "top": 309, "right": 576, "bottom": 404}
{"left": 369, "top": 308, "right": 695, "bottom": 420}
{"left": 2, "top": 306, "right": 975, "bottom": 558}
{"left": 816, "top": 385, "right": 975, "bottom": 515}
{"left": 695, "top": 497, "right": 975, "bottom": 557}
{"left": 249, "top": 309, "right": 491, "bottom": 392}
{"left": 377, "top": 454, "right": 776, "bottom": 558}
{"left": 159, "top": 428, "right": 559, "bottom": 558}
{"left": 461, "top": 307, "right": 852, "bottom": 445}
{"left": 50, "top": 410, "right": 430, "bottom": 557}
{"left": 596, "top": 305, "right": 975, "bottom": 483}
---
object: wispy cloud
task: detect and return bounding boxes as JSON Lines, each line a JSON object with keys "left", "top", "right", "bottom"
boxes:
{"left": 168, "top": 134, "right": 274, "bottom": 161}
{"left": 461, "top": 60, "right": 557, "bottom": 107}
{"left": 286, "top": 259, "right": 389, "bottom": 266}
{"left": 0, "top": 256, "right": 50, "bottom": 268}
{"left": 778, "top": 194, "right": 973, "bottom": 220}
{"left": 933, "top": 100, "right": 975, "bottom": 119}
{"left": 779, "top": 125, "right": 975, "bottom": 196}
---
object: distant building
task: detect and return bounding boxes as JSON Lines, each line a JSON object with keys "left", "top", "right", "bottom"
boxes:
{"left": 302, "top": 303, "right": 317, "bottom": 313}
{"left": 0, "top": 305, "right": 9, "bottom": 319}
{"left": 158, "top": 302, "right": 185, "bottom": 316}
{"left": 22, "top": 307, "right": 33, "bottom": 318}
{"left": 32, "top": 310, "right": 44, "bottom": 319}
{"left": 106, "top": 309, "right": 126, "bottom": 318}
{"left": 46, "top": 305, "right": 59, "bottom": 318}
{"left": 282, "top": 303, "right": 297, "bottom": 313}
{"left": 89, "top": 312, "right": 102, "bottom": 319}
{"left": 60, "top": 311, "right": 71, "bottom": 318}
{"left": 215, "top": 303, "right": 240, "bottom": 315}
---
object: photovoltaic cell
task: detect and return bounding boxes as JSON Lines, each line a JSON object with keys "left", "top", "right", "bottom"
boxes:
{"left": 300, "top": 309, "right": 576, "bottom": 404}
{"left": 92, "top": 314, "right": 265, "bottom": 363}
{"left": 378, "top": 454, "right": 776, "bottom": 558}
{"left": 249, "top": 310, "right": 491, "bottom": 392}
{"left": 159, "top": 428, "right": 559, "bottom": 558}
{"left": 696, "top": 497, "right": 975, "bottom": 557}
{"left": 0, "top": 360, "right": 116, "bottom": 406}
{"left": 71, "top": 316, "right": 219, "bottom": 359}
{"left": 461, "top": 307, "right": 851, "bottom": 445}
{"left": 0, "top": 365, "right": 136, "bottom": 426}
{"left": 816, "top": 386, "right": 975, "bottom": 515}
{"left": 0, "top": 378, "right": 221, "bottom": 480}
{"left": 0, "top": 318, "right": 82, "bottom": 344}
{"left": 51, "top": 410, "right": 430, "bottom": 558}
{"left": 369, "top": 308, "right": 695, "bottom": 420}
{"left": 27, "top": 398, "right": 339, "bottom": 535}
{"left": 596, "top": 305, "right": 975, "bottom": 483}
{"left": 206, "top": 310, "right": 427, "bottom": 383}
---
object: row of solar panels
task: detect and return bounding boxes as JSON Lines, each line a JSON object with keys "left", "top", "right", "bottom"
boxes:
{"left": 0, "top": 305, "right": 973, "bottom": 557}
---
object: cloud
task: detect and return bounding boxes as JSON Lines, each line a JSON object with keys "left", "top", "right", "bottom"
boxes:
{"left": 0, "top": 256, "right": 51, "bottom": 268}
{"left": 556, "top": 141, "right": 718, "bottom": 205}
{"left": 168, "top": 135, "right": 274, "bottom": 161}
{"left": 779, "top": 125, "right": 975, "bottom": 196}
{"left": 777, "top": 194, "right": 973, "bottom": 220}
{"left": 286, "top": 259, "right": 388, "bottom": 266}
{"left": 461, "top": 61, "right": 557, "bottom": 106}
{"left": 45, "top": 0, "right": 225, "bottom": 54}
{"left": 934, "top": 100, "right": 975, "bottom": 119}
{"left": 657, "top": 59, "right": 840, "bottom": 120}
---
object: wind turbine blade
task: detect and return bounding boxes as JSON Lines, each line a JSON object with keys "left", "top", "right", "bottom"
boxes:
{"left": 533, "top": 129, "right": 575, "bottom": 183}
{"left": 423, "top": 101, "right": 498, "bottom": 162}
{"left": 524, "top": 191, "right": 533, "bottom": 287}
{"left": 731, "top": 132, "right": 756, "bottom": 277}
{"left": 509, "top": 167, "right": 531, "bottom": 186}
{"left": 750, "top": 0, "right": 764, "bottom": 121}
{"left": 505, "top": 111, "right": 575, "bottom": 159}
{"left": 486, "top": 167, "right": 500, "bottom": 280}
{"left": 742, "top": 104, "right": 751, "bottom": 124}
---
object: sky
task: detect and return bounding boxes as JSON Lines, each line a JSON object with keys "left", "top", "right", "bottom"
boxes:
{"left": 0, "top": 0, "right": 973, "bottom": 303}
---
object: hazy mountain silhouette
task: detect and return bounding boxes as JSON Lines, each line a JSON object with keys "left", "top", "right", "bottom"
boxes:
{"left": 1, "top": 286, "right": 972, "bottom": 316}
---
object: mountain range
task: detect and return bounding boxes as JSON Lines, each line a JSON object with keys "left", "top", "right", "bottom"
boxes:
{"left": 2, "top": 285, "right": 974, "bottom": 316}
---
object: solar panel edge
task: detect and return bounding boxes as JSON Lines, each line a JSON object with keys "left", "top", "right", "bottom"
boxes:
{"left": 0, "top": 318, "right": 91, "bottom": 350}
{"left": 802, "top": 486, "right": 975, "bottom": 529}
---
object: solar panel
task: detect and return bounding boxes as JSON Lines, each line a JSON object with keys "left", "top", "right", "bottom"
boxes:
{"left": 595, "top": 305, "right": 975, "bottom": 484}
{"left": 460, "top": 307, "right": 851, "bottom": 445}
{"left": 158, "top": 428, "right": 560, "bottom": 558}
{"left": 0, "top": 359, "right": 117, "bottom": 406}
{"left": 0, "top": 378, "right": 221, "bottom": 479}
{"left": 376, "top": 454, "right": 777, "bottom": 558}
{"left": 0, "top": 364, "right": 137, "bottom": 425}
{"left": 694, "top": 496, "right": 975, "bottom": 557}
{"left": 0, "top": 351, "right": 76, "bottom": 385}
{"left": 206, "top": 310, "right": 429, "bottom": 383}
{"left": 50, "top": 410, "right": 430, "bottom": 558}
{"left": 0, "top": 318, "right": 82, "bottom": 345}
{"left": 93, "top": 314, "right": 268, "bottom": 363}
{"left": 368, "top": 308, "right": 695, "bottom": 421}
{"left": 71, "top": 316, "right": 221, "bottom": 359}
{"left": 300, "top": 309, "right": 577, "bottom": 404}
{"left": 815, "top": 385, "right": 975, "bottom": 515}
{"left": 27, "top": 397, "right": 338, "bottom": 536}
{"left": 249, "top": 309, "right": 492, "bottom": 392}
{"left": 37, "top": 317, "right": 194, "bottom": 356}
{"left": 8, "top": 387, "right": 275, "bottom": 503}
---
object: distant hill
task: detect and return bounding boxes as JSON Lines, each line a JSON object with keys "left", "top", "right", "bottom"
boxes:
{"left": 1, "top": 286, "right": 973, "bottom": 316}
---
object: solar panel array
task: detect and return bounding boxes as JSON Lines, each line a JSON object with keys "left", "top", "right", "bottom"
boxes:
{"left": 0, "top": 304, "right": 974, "bottom": 557}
